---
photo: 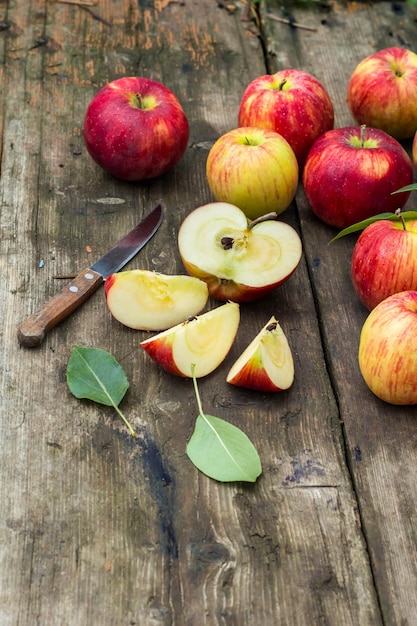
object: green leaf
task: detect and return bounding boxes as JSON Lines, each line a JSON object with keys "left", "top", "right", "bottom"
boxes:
{"left": 66, "top": 346, "right": 135, "bottom": 437}
{"left": 187, "top": 413, "right": 262, "bottom": 482}
{"left": 329, "top": 210, "right": 417, "bottom": 243}
{"left": 186, "top": 364, "right": 262, "bottom": 483}
{"left": 392, "top": 183, "right": 417, "bottom": 194}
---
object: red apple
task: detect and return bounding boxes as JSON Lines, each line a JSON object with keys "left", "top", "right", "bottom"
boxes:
{"left": 177, "top": 202, "right": 302, "bottom": 303}
{"left": 227, "top": 317, "right": 294, "bottom": 392}
{"left": 351, "top": 218, "right": 417, "bottom": 310}
{"left": 347, "top": 47, "right": 417, "bottom": 140}
{"left": 140, "top": 302, "right": 240, "bottom": 378}
{"left": 206, "top": 127, "right": 299, "bottom": 220}
{"left": 83, "top": 77, "right": 189, "bottom": 181}
{"left": 358, "top": 290, "right": 417, "bottom": 404}
{"left": 238, "top": 69, "right": 334, "bottom": 170}
{"left": 104, "top": 270, "right": 209, "bottom": 331}
{"left": 302, "top": 125, "right": 413, "bottom": 229}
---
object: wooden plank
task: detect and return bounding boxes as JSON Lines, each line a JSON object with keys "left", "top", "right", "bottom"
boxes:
{"left": 1, "top": 0, "right": 415, "bottom": 624}
{"left": 264, "top": 2, "right": 417, "bottom": 624}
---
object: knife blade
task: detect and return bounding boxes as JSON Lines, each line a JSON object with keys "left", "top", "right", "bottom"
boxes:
{"left": 17, "top": 203, "right": 164, "bottom": 348}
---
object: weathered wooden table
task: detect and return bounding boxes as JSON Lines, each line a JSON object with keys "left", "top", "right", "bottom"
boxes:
{"left": 1, "top": 0, "right": 417, "bottom": 624}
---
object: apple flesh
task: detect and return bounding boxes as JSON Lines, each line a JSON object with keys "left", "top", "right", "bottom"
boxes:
{"left": 351, "top": 218, "right": 417, "bottom": 310}
{"left": 177, "top": 202, "right": 302, "bottom": 303}
{"left": 83, "top": 77, "right": 189, "bottom": 181}
{"left": 227, "top": 317, "right": 294, "bottom": 392}
{"left": 104, "top": 270, "right": 209, "bottom": 331}
{"left": 238, "top": 69, "right": 334, "bottom": 170}
{"left": 302, "top": 125, "right": 413, "bottom": 229}
{"left": 206, "top": 127, "right": 299, "bottom": 220}
{"left": 140, "top": 302, "right": 240, "bottom": 378}
{"left": 347, "top": 47, "right": 417, "bottom": 140}
{"left": 358, "top": 290, "right": 417, "bottom": 404}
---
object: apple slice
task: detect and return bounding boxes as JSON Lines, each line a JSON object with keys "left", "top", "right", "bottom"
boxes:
{"left": 178, "top": 202, "right": 302, "bottom": 303}
{"left": 104, "top": 269, "right": 209, "bottom": 331}
{"left": 226, "top": 316, "right": 294, "bottom": 392}
{"left": 140, "top": 302, "right": 240, "bottom": 378}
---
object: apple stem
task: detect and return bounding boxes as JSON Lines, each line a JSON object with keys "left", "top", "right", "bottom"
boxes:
{"left": 360, "top": 124, "right": 366, "bottom": 147}
{"left": 249, "top": 212, "right": 278, "bottom": 229}
{"left": 395, "top": 208, "right": 407, "bottom": 230}
{"left": 278, "top": 78, "right": 287, "bottom": 90}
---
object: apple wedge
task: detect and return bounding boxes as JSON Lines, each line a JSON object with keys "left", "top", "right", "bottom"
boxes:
{"left": 104, "top": 269, "right": 209, "bottom": 331}
{"left": 140, "top": 302, "right": 240, "bottom": 378}
{"left": 178, "top": 202, "right": 302, "bottom": 302}
{"left": 226, "top": 316, "right": 294, "bottom": 392}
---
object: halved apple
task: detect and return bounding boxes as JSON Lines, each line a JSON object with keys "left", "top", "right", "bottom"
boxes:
{"left": 104, "top": 269, "right": 209, "bottom": 331}
{"left": 178, "top": 202, "right": 302, "bottom": 302}
{"left": 226, "top": 316, "right": 294, "bottom": 392}
{"left": 140, "top": 302, "right": 240, "bottom": 377}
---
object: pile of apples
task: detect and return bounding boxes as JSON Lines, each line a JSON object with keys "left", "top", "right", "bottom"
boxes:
{"left": 83, "top": 46, "right": 417, "bottom": 401}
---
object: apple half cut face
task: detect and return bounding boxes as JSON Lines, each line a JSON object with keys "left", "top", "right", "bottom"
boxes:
{"left": 227, "top": 316, "right": 294, "bottom": 392}
{"left": 140, "top": 301, "right": 240, "bottom": 378}
{"left": 104, "top": 269, "right": 209, "bottom": 331}
{"left": 178, "top": 202, "right": 302, "bottom": 303}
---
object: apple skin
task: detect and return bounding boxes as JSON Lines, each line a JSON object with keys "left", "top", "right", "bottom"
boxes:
{"left": 83, "top": 77, "right": 189, "bottom": 181}
{"left": 302, "top": 126, "right": 413, "bottom": 229}
{"left": 413, "top": 131, "right": 417, "bottom": 168}
{"left": 227, "top": 317, "right": 294, "bottom": 392}
{"left": 177, "top": 202, "right": 302, "bottom": 303}
{"left": 238, "top": 69, "right": 334, "bottom": 170}
{"left": 206, "top": 127, "right": 299, "bottom": 220}
{"left": 347, "top": 47, "right": 417, "bottom": 140}
{"left": 351, "top": 219, "right": 417, "bottom": 311}
{"left": 358, "top": 290, "right": 417, "bottom": 405}
{"left": 140, "top": 302, "right": 240, "bottom": 378}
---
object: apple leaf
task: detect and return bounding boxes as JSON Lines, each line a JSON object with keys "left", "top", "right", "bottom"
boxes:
{"left": 66, "top": 346, "right": 136, "bottom": 437}
{"left": 329, "top": 210, "right": 417, "bottom": 243}
{"left": 186, "top": 365, "right": 262, "bottom": 482}
{"left": 392, "top": 183, "right": 417, "bottom": 194}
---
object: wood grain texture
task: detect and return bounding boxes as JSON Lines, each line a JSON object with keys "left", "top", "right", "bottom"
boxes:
{"left": 0, "top": 0, "right": 416, "bottom": 624}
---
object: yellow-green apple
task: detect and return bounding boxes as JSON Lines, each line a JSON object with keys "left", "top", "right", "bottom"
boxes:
{"left": 351, "top": 218, "right": 417, "bottom": 310}
{"left": 83, "top": 77, "right": 189, "bottom": 181}
{"left": 227, "top": 317, "right": 294, "bottom": 392}
{"left": 358, "top": 290, "right": 417, "bottom": 404}
{"left": 302, "top": 125, "right": 413, "bottom": 229}
{"left": 238, "top": 69, "right": 334, "bottom": 170}
{"left": 413, "top": 131, "right": 417, "bottom": 167}
{"left": 104, "top": 270, "right": 208, "bottom": 331}
{"left": 347, "top": 47, "right": 417, "bottom": 140}
{"left": 177, "top": 202, "right": 302, "bottom": 303}
{"left": 140, "top": 302, "right": 240, "bottom": 378}
{"left": 206, "top": 127, "right": 299, "bottom": 220}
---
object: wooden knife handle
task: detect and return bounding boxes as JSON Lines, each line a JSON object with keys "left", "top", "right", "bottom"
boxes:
{"left": 17, "top": 268, "right": 104, "bottom": 348}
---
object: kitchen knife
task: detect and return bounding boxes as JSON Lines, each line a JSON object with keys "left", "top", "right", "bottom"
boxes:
{"left": 17, "top": 203, "right": 164, "bottom": 348}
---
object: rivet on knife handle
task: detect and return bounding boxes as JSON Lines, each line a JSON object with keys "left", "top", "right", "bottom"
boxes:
{"left": 17, "top": 269, "right": 103, "bottom": 348}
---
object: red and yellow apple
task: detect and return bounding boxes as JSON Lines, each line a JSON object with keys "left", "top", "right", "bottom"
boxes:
{"left": 227, "top": 317, "right": 294, "bottom": 392}
{"left": 83, "top": 77, "right": 189, "bottom": 181}
{"left": 238, "top": 69, "right": 334, "bottom": 170}
{"left": 347, "top": 47, "right": 417, "bottom": 140}
{"left": 302, "top": 125, "right": 413, "bottom": 229}
{"left": 206, "top": 127, "right": 299, "bottom": 220}
{"left": 177, "top": 202, "right": 302, "bottom": 303}
{"left": 104, "top": 270, "right": 209, "bottom": 331}
{"left": 140, "top": 302, "right": 240, "bottom": 378}
{"left": 358, "top": 290, "right": 417, "bottom": 404}
{"left": 413, "top": 131, "right": 417, "bottom": 168}
{"left": 351, "top": 217, "right": 417, "bottom": 310}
